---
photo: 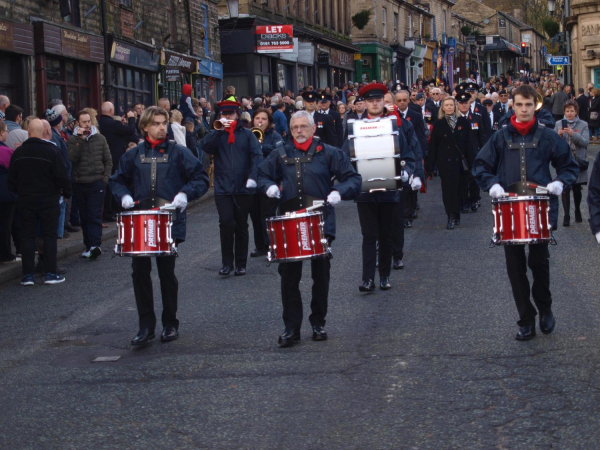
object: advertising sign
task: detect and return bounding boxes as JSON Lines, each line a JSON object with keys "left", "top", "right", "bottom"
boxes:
{"left": 255, "top": 25, "right": 293, "bottom": 53}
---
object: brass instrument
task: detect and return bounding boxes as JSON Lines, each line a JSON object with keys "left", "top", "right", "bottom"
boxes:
{"left": 535, "top": 93, "right": 544, "bottom": 112}
{"left": 213, "top": 119, "right": 232, "bottom": 130}
{"left": 251, "top": 127, "right": 264, "bottom": 143}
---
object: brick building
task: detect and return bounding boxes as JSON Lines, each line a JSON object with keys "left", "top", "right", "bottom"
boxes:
{"left": 217, "top": 0, "right": 358, "bottom": 96}
{"left": 0, "top": 0, "right": 222, "bottom": 117}
{"left": 567, "top": 0, "right": 600, "bottom": 89}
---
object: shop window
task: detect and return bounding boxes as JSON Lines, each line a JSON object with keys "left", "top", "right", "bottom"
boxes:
{"left": 0, "top": 55, "right": 16, "bottom": 99}
{"left": 111, "top": 65, "right": 154, "bottom": 116}
{"left": 46, "top": 57, "right": 92, "bottom": 115}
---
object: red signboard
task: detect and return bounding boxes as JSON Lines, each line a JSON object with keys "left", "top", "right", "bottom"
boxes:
{"left": 255, "top": 25, "right": 293, "bottom": 53}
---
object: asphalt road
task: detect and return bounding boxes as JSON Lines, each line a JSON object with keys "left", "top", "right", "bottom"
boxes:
{"left": 2, "top": 149, "right": 600, "bottom": 448}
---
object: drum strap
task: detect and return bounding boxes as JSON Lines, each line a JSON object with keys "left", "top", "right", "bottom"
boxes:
{"left": 502, "top": 124, "right": 545, "bottom": 194}
{"left": 276, "top": 137, "right": 320, "bottom": 209}
{"left": 139, "top": 141, "right": 175, "bottom": 208}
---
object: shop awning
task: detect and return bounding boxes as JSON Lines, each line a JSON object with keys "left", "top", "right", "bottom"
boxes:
{"left": 483, "top": 39, "right": 521, "bottom": 57}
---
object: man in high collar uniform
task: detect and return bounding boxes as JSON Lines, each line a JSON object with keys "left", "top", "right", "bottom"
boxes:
{"left": 302, "top": 90, "right": 337, "bottom": 147}
{"left": 460, "top": 82, "right": 492, "bottom": 141}
{"left": 492, "top": 89, "right": 511, "bottom": 126}
{"left": 427, "top": 88, "right": 442, "bottom": 110}
{"left": 483, "top": 98, "right": 498, "bottom": 132}
{"left": 319, "top": 93, "right": 344, "bottom": 146}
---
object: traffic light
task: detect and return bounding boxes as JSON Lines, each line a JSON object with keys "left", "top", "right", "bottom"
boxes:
{"left": 521, "top": 42, "right": 527, "bottom": 55}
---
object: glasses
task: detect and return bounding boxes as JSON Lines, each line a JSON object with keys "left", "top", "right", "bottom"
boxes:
{"left": 432, "top": 93, "right": 440, "bottom": 95}
{"left": 291, "top": 125, "right": 311, "bottom": 131}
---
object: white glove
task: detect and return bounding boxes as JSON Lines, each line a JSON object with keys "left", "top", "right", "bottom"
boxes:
{"left": 173, "top": 192, "right": 188, "bottom": 212}
{"left": 411, "top": 176, "right": 422, "bottom": 191}
{"left": 246, "top": 179, "right": 257, "bottom": 189}
{"left": 327, "top": 190, "right": 341, "bottom": 205}
{"left": 546, "top": 181, "right": 564, "bottom": 196}
{"left": 596, "top": 232, "right": 600, "bottom": 244}
{"left": 266, "top": 185, "right": 281, "bottom": 199}
{"left": 401, "top": 171, "right": 409, "bottom": 183}
{"left": 489, "top": 184, "right": 505, "bottom": 199}
{"left": 122, "top": 194, "right": 135, "bottom": 209}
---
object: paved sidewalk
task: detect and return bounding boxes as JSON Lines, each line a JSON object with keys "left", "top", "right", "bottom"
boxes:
{"left": 0, "top": 189, "right": 215, "bottom": 285}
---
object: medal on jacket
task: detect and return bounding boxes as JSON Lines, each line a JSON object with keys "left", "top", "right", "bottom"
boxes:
{"left": 471, "top": 122, "right": 479, "bottom": 130}
{"left": 318, "top": 122, "right": 323, "bottom": 128}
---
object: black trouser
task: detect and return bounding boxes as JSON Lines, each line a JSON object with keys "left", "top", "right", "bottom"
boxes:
{"left": 11, "top": 208, "right": 21, "bottom": 254}
{"left": 392, "top": 189, "right": 406, "bottom": 260}
{"left": 504, "top": 244, "right": 551, "bottom": 327}
{"left": 103, "top": 163, "right": 119, "bottom": 219}
{"left": 18, "top": 202, "right": 60, "bottom": 275}
{"left": 73, "top": 180, "right": 105, "bottom": 249}
{"left": 214, "top": 194, "right": 253, "bottom": 268}
{"left": 278, "top": 257, "right": 331, "bottom": 331}
{"left": 358, "top": 202, "right": 396, "bottom": 280}
{"left": 250, "top": 194, "right": 279, "bottom": 251}
{"left": 132, "top": 255, "right": 178, "bottom": 330}
{"left": 405, "top": 190, "right": 417, "bottom": 219}
{"left": 0, "top": 202, "right": 16, "bottom": 261}
{"left": 562, "top": 184, "right": 583, "bottom": 217}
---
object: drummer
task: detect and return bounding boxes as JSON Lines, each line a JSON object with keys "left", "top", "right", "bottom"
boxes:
{"left": 473, "top": 85, "right": 577, "bottom": 341}
{"left": 110, "top": 106, "right": 209, "bottom": 346}
{"left": 341, "top": 83, "right": 415, "bottom": 292}
{"left": 258, "top": 110, "right": 361, "bottom": 348}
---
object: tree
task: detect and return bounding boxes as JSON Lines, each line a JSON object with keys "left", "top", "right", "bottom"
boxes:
{"left": 542, "top": 18, "right": 560, "bottom": 38}
{"left": 351, "top": 9, "right": 372, "bottom": 31}
{"left": 461, "top": 26, "right": 472, "bottom": 37}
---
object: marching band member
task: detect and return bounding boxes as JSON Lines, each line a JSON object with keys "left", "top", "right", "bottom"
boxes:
{"left": 200, "top": 99, "right": 262, "bottom": 277}
{"left": 109, "top": 106, "right": 209, "bottom": 346}
{"left": 258, "top": 110, "right": 361, "bottom": 348}
{"left": 249, "top": 108, "right": 283, "bottom": 258}
{"left": 473, "top": 85, "right": 578, "bottom": 341}
{"left": 301, "top": 90, "right": 337, "bottom": 147}
{"left": 342, "top": 84, "right": 414, "bottom": 292}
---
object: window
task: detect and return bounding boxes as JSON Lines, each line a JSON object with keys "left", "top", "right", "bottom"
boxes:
{"left": 419, "top": 14, "right": 422, "bottom": 37}
{"left": 45, "top": 58, "right": 91, "bottom": 115}
{"left": 120, "top": 0, "right": 132, "bottom": 7}
{"left": 394, "top": 12, "right": 398, "bottom": 40}
{"left": 166, "top": 0, "right": 172, "bottom": 39}
{"left": 443, "top": 9, "right": 447, "bottom": 34}
{"left": 408, "top": 14, "right": 412, "bottom": 37}
{"left": 110, "top": 66, "right": 153, "bottom": 116}
{"left": 382, "top": 7, "right": 387, "bottom": 39}
{"left": 432, "top": 17, "right": 436, "bottom": 39}
{"left": 63, "top": 0, "right": 81, "bottom": 27}
{"left": 201, "top": 4, "right": 209, "bottom": 57}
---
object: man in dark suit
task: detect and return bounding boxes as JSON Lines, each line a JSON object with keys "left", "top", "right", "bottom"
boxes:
{"left": 460, "top": 82, "right": 492, "bottom": 141}
{"left": 426, "top": 87, "right": 442, "bottom": 110}
{"left": 483, "top": 98, "right": 499, "bottom": 132}
{"left": 408, "top": 89, "right": 421, "bottom": 114}
{"left": 576, "top": 88, "right": 590, "bottom": 123}
{"left": 302, "top": 90, "right": 337, "bottom": 147}
{"left": 98, "top": 102, "right": 138, "bottom": 222}
{"left": 492, "top": 89, "right": 511, "bottom": 127}
{"left": 318, "top": 93, "right": 344, "bottom": 145}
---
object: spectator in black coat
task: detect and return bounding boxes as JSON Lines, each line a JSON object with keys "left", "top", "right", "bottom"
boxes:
{"left": 576, "top": 88, "right": 590, "bottom": 123}
{"left": 183, "top": 118, "right": 199, "bottom": 159}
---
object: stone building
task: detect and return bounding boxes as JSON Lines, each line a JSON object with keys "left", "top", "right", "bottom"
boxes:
{"left": 567, "top": 0, "right": 600, "bottom": 89}
{"left": 0, "top": 0, "right": 221, "bottom": 116}
{"left": 217, "top": 0, "right": 358, "bottom": 96}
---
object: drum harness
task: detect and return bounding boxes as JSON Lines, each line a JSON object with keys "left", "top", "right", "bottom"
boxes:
{"left": 495, "top": 123, "right": 556, "bottom": 247}
{"left": 139, "top": 140, "right": 175, "bottom": 209}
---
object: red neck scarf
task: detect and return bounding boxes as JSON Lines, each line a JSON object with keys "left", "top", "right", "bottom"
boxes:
{"left": 510, "top": 115, "right": 536, "bottom": 136}
{"left": 225, "top": 121, "right": 238, "bottom": 144}
{"left": 146, "top": 137, "right": 166, "bottom": 149}
{"left": 293, "top": 137, "right": 313, "bottom": 152}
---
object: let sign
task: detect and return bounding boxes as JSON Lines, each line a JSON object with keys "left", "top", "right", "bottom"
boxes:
{"left": 255, "top": 25, "right": 294, "bottom": 53}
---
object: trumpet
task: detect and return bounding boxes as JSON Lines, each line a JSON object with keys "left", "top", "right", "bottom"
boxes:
{"left": 213, "top": 118, "right": 232, "bottom": 130}
{"left": 251, "top": 127, "right": 264, "bottom": 143}
{"left": 535, "top": 92, "right": 544, "bottom": 112}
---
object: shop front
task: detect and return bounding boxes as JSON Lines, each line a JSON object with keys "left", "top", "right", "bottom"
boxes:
{"left": 107, "top": 38, "right": 159, "bottom": 116}
{"left": 0, "top": 20, "right": 34, "bottom": 114}
{"left": 568, "top": 4, "right": 600, "bottom": 90}
{"left": 405, "top": 40, "right": 427, "bottom": 86}
{"left": 297, "top": 41, "right": 315, "bottom": 91}
{"left": 33, "top": 21, "right": 103, "bottom": 117}
{"left": 483, "top": 37, "right": 521, "bottom": 78}
{"left": 277, "top": 38, "right": 299, "bottom": 94}
{"left": 197, "top": 59, "right": 223, "bottom": 105}
{"left": 391, "top": 44, "right": 413, "bottom": 85}
{"left": 159, "top": 49, "right": 200, "bottom": 108}
{"left": 355, "top": 44, "right": 391, "bottom": 84}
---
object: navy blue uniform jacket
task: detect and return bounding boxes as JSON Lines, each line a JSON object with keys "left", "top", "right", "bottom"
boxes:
{"left": 258, "top": 139, "right": 361, "bottom": 237}
{"left": 200, "top": 122, "right": 262, "bottom": 196}
{"left": 109, "top": 139, "right": 209, "bottom": 242}
{"left": 587, "top": 152, "right": 600, "bottom": 235}
{"left": 472, "top": 120, "right": 578, "bottom": 229}
{"left": 260, "top": 128, "right": 284, "bottom": 158}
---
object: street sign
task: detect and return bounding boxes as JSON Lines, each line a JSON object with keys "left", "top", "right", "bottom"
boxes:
{"left": 542, "top": 46, "right": 547, "bottom": 56}
{"left": 522, "top": 33, "right": 531, "bottom": 43}
{"left": 476, "top": 35, "right": 487, "bottom": 46}
{"left": 466, "top": 35, "right": 476, "bottom": 45}
{"left": 448, "top": 46, "right": 455, "bottom": 54}
{"left": 548, "top": 56, "right": 570, "bottom": 65}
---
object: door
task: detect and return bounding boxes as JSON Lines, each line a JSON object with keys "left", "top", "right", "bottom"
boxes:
{"left": 594, "top": 68, "right": 600, "bottom": 87}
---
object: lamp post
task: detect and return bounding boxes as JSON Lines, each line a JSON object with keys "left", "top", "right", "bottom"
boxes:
{"left": 227, "top": 0, "right": 239, "bottom": 19}
{"left": 547, "top": 0, "right": 555, "bottom": 15}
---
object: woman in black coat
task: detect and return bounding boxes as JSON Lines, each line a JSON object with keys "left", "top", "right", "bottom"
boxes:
{"left": 426, "top": 97, "right": 470, "bottom": 229}
{"left": 589, "top": 88, "right": 600, "bottom": 141}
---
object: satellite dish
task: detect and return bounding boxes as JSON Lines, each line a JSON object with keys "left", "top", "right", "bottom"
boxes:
{"left": 483, "top": 19, "right": 489, "bottom": 24}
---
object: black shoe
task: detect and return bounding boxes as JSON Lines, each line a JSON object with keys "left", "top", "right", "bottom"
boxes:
{"left": 160, "top": 326, "right": 179, "bottom": 342}
{"left": 563, "top": 216, "right": 570, "bottom": 227}
{"left": 575, "top": 210, "right": 582, "bottom": 223}
{"left": 250, "top": 248, "right": 268, "bottom": 257}
{"left": 219, "top": 266, "right": 231, "bottom": 276}
{"left": 461, "top": 206, "right": 470, "bottom": 213}
{"left": 380, "top": 276, "right": 391, "bottom": 290}
{"left": 359, "top": 279, "right": 376, "bottom": 292}
{"left": 539, "top": 311, "right": 556, "bottom": 335}
{"left": 312, "top": 326, "right": 328, "bottom": 341}
{"left": 234, "top": 267, "right": 246, "bottom": 276}
{"left": 65, "top": 224, "right": 80, "bottom": 232}
{"left": 393, "top": 258, "right": 404, "bottom": 270}
{"left": 90, "top": 246, "right": 102, "bottom": 259}
{"left": 447, "top": 215, "right": 456, "bottom": 230}
{"left": 58, "top": 232, "right": 70, "bottom": 239}
{"left": 515, "top": 325, "right": 536, "bottom": 341}
{"left": 278, "top": 329, "right": 301, "bottom": 348}
{"left": 471, "top": 203, "right": 478, "bottom": 212}
{"left": 131, "top": 328, "right": 155, "bottom": 346}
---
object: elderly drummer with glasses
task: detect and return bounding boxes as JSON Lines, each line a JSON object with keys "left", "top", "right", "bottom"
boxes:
{"left": 258, "top": 110, "right": 361, "bottom": 348}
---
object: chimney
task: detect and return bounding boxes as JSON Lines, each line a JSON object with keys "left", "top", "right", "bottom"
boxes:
{"left": 513, "top": 8, "right": 524, "bottom": 22}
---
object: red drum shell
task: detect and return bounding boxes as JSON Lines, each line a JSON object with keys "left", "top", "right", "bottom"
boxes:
{"left": 116, "top": 211, "right": 175, "bottom": 256}
{"left": 491, "top": 196, "right": 552, "bottom": 245}
{"left": 266, "top": 211, "right": 330, "bottom": 263}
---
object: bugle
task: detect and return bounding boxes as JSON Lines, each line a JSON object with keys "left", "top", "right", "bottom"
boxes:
{"left": 213, "top": 119, "right": 232, "bottom": 130}
{"left": 251, "top": 127, "right": 264, "bottom": 143}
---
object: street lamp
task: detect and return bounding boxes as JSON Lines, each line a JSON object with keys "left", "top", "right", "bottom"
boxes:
{"left": 227, "top": 0, "right": 239, "bottom": 19}
{"left": 548, "top": 0, "right": 556, "bottom": 15}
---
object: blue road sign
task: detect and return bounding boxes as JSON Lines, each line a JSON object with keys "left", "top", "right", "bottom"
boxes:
{"left": 542, "top": 46, "right": 547, "bottom": 56}
{"left": 548, "top": 56, "right": 570, "bottom": 65}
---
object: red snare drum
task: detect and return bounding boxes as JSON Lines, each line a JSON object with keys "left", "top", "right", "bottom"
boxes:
{"left": 491, "top": 196, "right": 552, "bottom": 245}
{"left": 266, "top": 210, "right": 331, "bottom": 263}
{"left": 115, "top": 210, "right": 176, "bottom": 256}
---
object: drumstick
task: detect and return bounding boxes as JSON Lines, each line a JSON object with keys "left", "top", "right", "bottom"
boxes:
{"left": 499, "top": 193, "right": 518, "bottom": 197}
{"left": 526, "top": 182, "right": 549, "bottom": 192}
